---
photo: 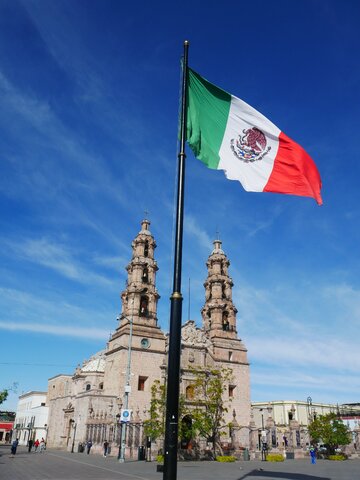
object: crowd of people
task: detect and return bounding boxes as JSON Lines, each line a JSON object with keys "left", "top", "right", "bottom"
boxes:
{"left": 10, "top": 437, "right": 46, "bottom": 456}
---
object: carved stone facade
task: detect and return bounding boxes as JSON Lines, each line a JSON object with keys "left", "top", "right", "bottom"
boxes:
{"left": 46, "top": 220, "right": 251, "bottom": 457}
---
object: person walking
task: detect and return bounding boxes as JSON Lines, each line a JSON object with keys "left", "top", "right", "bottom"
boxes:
{"left": 28, "top": 438, "right": 34, "bottom": 452}
{"left": 86, "top": 440, "right": 93, "bottom": 454}
{"left": 103, "top": 440, "right": 109, "bottom": 457}
{"left": 10, "top": 438, "right": 19, "bottom": 456}
{"left": 34, "top": 439, "right": 40, "bottom": 452}
{"left": 309, "top": 446, "right": 317, "bottom": 464}
{"left": 39, "top": 438, "right": 46, "bottom": 453}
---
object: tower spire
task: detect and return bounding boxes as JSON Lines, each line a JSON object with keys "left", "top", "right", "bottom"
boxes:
{"left": 118, "top": 219, "right": 160, "bottom": 330}
{"left": 201, "top": 238, "right": 237, "bottom": 338}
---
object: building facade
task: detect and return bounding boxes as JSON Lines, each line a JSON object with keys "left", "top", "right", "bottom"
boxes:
{"left": 13, "top": 391, "right": 49, "bottom": 445}
{"left": 46, "top": 219, "right": 251, "bottom": 457}
{"left": 251, "top": 400, "right": 360, "bottom": 457}
{"left": 0, "top": 411, "right": 15, "bottom": 444}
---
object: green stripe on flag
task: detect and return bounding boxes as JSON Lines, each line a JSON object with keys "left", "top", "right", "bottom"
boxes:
{"left": 186, "top": 68, "right": 231, "bottom": 169}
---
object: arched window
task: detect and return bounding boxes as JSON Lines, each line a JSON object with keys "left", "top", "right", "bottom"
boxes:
{"left": 180, "top": 415, "right": 193, "bottom": 449}
{"left": 222, "top": 311, "right": 229, "bottom": 331}
{"left": 85, "top": 384, "right": 91, "bottom": 391}
{"left": 222, "top": 284, "right": 226, "bottom": 299}
{"left": 142, "top": 266, "right": 149, "bottom": 283}
{"left": 144, "top": 241, "right": 149, "bottom": 257}
{"left": 186, "top": 385, "right": 195, "bottom": 400}
{"left": 139, "top": 296, "right": 148, "bottom": 317}
{"left": 99, "top": 383, "right": 104, "bottom": 390}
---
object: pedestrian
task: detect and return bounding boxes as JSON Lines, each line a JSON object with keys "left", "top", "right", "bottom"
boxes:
{"left": 309, "top": 446, "right": 316, "bottom": 464}
{"left": 103, "top": 440, "right": 109, "bottom": 457}
{"left": 28, "top": 438, "right": 34, "bottom": 452}
{"left": 86, "top": 440, "right": 93, "bottom": 454}
{"left": 39, "top": 438, "right": 46, "bottom": 453}
{"left": 34, "top": 439, "right": 40, "bottom": 452}
{"left": 10, "top": 438, "right": 19, "bottom": 456}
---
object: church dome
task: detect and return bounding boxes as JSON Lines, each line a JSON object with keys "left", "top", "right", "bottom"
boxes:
{"left": 81, "top": 350, "right": 106, "bottom": 373}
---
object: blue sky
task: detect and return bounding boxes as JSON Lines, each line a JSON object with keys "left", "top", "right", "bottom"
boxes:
{"left": 1, "top": 0, "right": 360, "bottom": 411}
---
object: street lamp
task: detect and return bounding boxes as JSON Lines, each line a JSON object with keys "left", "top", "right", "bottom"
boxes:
{"left": 115, "top": 411, "right": 122, "bottom": 459}
{"left": 307, "top": 396, "right": 313, "bottom": 422}
{"left": 71, "top": 420, "right": 77, "bottom": 453}
{"left": 118, "top": 300, "right": 134, "bottom": 462}
{"left": 259, "top": 409, "right": 267, "bottom": 461}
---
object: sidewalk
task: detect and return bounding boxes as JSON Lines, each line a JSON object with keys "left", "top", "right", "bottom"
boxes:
{"left": 1, "top": 445, "right": 359, "bottom": 480}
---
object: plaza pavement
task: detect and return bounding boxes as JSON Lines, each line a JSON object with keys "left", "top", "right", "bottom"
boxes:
{"left": 1, "top": 445, "right": 359, "bottom": 480}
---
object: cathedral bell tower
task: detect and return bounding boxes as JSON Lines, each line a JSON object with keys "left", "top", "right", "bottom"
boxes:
{"left": 202, "top": 239, "right": 237, "bottom": 339}
{"left": 117, "top": 220, "right": 160, "bottom": 331}
{"left": 201, "top": 239, "right": 248, "bottom": 366}
{"left": 105, "top": 219, "right": 165, "bottom": 399}
{"left": 113, "top": 218, "right": 162, "bottom": 336}
{"left": 119, "top": 218, "right": 159, "bottom": 330}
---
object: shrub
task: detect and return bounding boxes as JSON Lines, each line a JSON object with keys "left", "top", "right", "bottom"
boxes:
{"left": 156, "top": 454, "right": 164, "bottom": 464}
{"left": 215, "top": 455, "right": 236, "bottom": 462}
{"left": 266, "top": 453, "right": 285, "bottom": 462}
{"left": 328, "top": 454, "right": 346, "bottom": 461}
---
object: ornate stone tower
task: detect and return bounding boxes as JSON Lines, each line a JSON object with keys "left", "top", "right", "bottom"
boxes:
{"left": 201, "top": 238, "right": 250, "bottom": 439}
{"left": 202, "top": 239, "right": 238, "bottom": 340}
{"left": 104, "top": 219, "right": 166, "bottom": 403}
{"left": 118, "top": 218, "right": 160, "bottom": 333}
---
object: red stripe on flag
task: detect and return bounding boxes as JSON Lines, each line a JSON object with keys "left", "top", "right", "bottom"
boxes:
{"left": 264, "top": 132, "right": 322, "bottom": 205}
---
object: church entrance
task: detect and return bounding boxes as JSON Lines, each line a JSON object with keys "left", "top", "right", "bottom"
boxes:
{"left": 180, "top": 415, "right": 193, "bottom": 450}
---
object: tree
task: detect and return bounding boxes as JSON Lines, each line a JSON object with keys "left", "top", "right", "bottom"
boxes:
{"left": 0, "top": 389, "right": 9, "bottom": 405}
{"left": 143, "top": 380, "right": 166, "bottom": 441}
{"left": 143, "top": 380, "right": 186, "bottom": 444}
{"left": 308, "top": 413, "right": 351, "bottom": 454}
{"left": 0, "top": 383, "right": 18, "bottom": 407}
{"left": 188, "top": 366, "right": 233, "bottom": 456}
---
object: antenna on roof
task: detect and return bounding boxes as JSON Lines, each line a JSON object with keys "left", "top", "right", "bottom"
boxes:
{"left": 188, "top": 277, "right": 191, "bottom": 321}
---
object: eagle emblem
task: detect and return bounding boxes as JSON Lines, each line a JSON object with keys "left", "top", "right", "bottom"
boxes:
{"left": 230, "top": 127, "right": 271, "bottom": 163}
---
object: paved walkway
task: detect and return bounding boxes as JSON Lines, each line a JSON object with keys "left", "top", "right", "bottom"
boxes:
{"left": 1, "top": 446, "right": 359, "bottom": 480}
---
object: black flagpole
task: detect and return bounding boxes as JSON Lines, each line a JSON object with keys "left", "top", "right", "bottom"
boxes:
{"left": 163, "top": 40, "right": 189, "bottom": 480}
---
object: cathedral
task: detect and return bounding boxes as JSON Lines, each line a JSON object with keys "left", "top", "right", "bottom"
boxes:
{"left": 46, "top": 219, "right": 251, "bottom": 457}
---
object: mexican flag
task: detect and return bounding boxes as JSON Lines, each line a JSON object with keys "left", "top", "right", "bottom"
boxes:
{"left": 186, "top": 68, "right": 323, "bottom": 205}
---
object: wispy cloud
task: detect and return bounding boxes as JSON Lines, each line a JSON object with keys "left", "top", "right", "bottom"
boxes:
{"left": 92, "top": 254, "right": 128, "bottom": 271}
{"left": 247, "top": 335, "right": 360, "bottom": 372}
{"left": 185, "top": 215, "right": 212, "bottom": 250}
{"left": 0, "top": 321, "right": 108, "bottom": 340}
{"left": 8, "top": 237, "right": 115, "bottom": 287}
{"left": 0, "top": 287, "right": 114, "bottom": 326}
{"left": 246, "top": 205, "right": 284, "bottom": 237}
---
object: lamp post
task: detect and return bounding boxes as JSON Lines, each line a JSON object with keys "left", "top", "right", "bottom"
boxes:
{"left": 71, "top": 420, "right": 77, "bottom": 453}
{"left": 115, "top": 412, "right": 121, "bottom": 459}
{"left": 118, "top": 301, "right": 134, "bottom": 462}
{"left": 260, "top": 410, "right": 266, "bottom": 461}
{"left": 307, "top": 396, "right": 313, "bottom": 422}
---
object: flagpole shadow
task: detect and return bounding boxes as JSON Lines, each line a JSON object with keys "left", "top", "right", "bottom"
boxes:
{"left": 238, "top": 470, "right": 330, "bottom": 480}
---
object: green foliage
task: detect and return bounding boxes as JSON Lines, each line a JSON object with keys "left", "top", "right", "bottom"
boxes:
{"left": 215, "top": 455, "right": 236, "bottom": 462}
{"left": 266, "top": 453, "right": 285, "bottom": 462}
{"left": 188, "top": 366, "right": 233, "bottom": 456}
{"left": 308, "top": 413, "right": 351, "bottom": 454}
{"left": 0, "top": 389, "right": 8, "bottom": 405}
{"left": 143, "top": 380, "right": 186, "bottom": 441}
{"left": 156, "top": 454, "right": 164, "bottom": 464}
{"left": 143, "top": 380, "right": 166, "bottom": 441}
{"left": 328, "top": 454, "right": 346, "bottom": 461}
{"left": 0, "top": 383, "right": 18, "bottom": 405}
